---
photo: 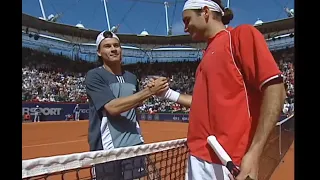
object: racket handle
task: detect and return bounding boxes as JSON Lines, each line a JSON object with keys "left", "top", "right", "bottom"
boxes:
{"left": 226, "top": 162, "right": 255, "bottom": 180}
{"left": 226, "top": 161, "right": 240, "bottom": 177}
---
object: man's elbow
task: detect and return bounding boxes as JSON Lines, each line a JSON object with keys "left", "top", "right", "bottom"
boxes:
{"left": 103, "top": 103, "right": 121, "bottom": 116}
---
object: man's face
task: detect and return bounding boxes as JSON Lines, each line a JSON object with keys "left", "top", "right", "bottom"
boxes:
{"left": 97, "top": 38, "right": 122, "bottom": 63}
{"left": 182, "top": 9, "right": 207, "bottom": 41}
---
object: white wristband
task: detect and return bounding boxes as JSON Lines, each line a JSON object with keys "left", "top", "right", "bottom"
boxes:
{"left": 164, "top": 89, "right": 180, "bottom": 102}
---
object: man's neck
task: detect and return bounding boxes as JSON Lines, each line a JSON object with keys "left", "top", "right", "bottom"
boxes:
{"left": 205, "top": 22, "right": 227, "bottom": 40}
{"left": 103, "top": 63, "right": 122, "bottom": 75}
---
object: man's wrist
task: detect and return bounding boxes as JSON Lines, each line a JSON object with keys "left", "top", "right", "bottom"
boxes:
{"left": 139, "top": 87, "right": 154, "bottom": 100}
{"left": 247, "top": 142, "right": 264, "bottom": 158}
{"left": 164, "top": 89, "right": 180, "bottom": 102}
{"left": 147, "top": 87, "right": 155, "bottom": 96}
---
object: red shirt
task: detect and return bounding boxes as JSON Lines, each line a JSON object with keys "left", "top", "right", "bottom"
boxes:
{"left": 187, "top": 25, "right": 282, "bottom": 166}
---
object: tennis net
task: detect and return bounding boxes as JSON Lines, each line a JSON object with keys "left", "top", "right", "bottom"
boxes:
{"left": 22, "top": 115, "right": 294, "bottom": 180}
{"left": 257, "top": 114, "right": 294, "bottom": 180}
{"left": 22, "top": 138, "right": 189, "bottom": 180}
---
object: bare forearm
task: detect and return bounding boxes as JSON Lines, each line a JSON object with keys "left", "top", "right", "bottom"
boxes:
{"left": 177, "top": 94, "right": 193, "bottom": 108}
{"left": 248, "top": 83, "right": 286, "bottom": 156}
{"left": 105, "top": 88, "right": 152, "bottom": 116}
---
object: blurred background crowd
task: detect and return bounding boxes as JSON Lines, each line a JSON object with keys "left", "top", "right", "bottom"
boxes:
{"left": 22, "top": 47, "right": 294, "bottom": 116}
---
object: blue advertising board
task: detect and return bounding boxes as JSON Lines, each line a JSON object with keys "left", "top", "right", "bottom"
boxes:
{"left": 22, "top": 102, "right": 89, "bottom": 121}
{"left": 137, "top": 113, "right": 288, "bottom": 123}
{"left": 138, "top": 113, "right": 189, "bottom": 122}
{"left": 22, "top": 102, "right": 289, "bottom": 122}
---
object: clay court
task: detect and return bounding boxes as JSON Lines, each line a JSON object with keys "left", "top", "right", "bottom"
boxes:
{"left": 22, "top": 120, "right": 293, "bottom": 180}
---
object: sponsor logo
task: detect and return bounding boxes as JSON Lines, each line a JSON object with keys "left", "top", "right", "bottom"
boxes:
{"left": 79, "top": 109, "right": 89, "bottom": 113}
{"left": 172, "top": 116, "right": 180, "bottom": 121}
{"left": 22, "top": 107, "right": 62, "bottom": 116}
{"left": 182, "top": 116, "right": 189, "bottom": 121}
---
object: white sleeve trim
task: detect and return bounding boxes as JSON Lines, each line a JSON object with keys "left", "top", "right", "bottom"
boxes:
{"left": 259, "top": 74, "right": 284, "bottom": 90}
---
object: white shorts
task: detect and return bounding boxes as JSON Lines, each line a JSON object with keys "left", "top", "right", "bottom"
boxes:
{"left": 186, "top": 155, "right": 232, "bottom": 180}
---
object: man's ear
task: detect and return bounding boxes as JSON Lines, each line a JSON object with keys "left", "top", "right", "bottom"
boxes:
{"left": 202, "top": 6, "right": 210, "bottom": 19}
{"left": 97, "top": 50, "right": 101, "bottom": 57}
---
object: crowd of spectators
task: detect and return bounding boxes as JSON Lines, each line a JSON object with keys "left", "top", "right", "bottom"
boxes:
{"left": 272, "top": 48, "right": 295, "bottom": 117}
{"left": 22, "top": 47, "right": 294, "bottom": 115}
{"left": 22, "top": 48, "right": 94, "bottom": 103}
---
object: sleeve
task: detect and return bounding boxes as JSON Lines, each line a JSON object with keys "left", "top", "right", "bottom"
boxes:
{"left": 233, "top": 25, "right": 283, "bottom": 91}
{"left": 85, "top": 70, "right": 116, "bottom": 111}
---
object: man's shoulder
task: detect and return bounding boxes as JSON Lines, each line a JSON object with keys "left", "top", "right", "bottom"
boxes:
{"left": 87, "top": 67, "right": 103, "bottom": 76}
{"left": 86, "top": 67, "right": 114, "bottom": 80}
{"left": 85, "top": 67, "right": 109, "bottom": 87}
{"left": 232, "top": 24, "right": 256, "bottom": 33}
{"left": 231, "top": 24, "right": 262, "bottom": 38}
{"left": 124, "top": 70, "right": 138, "bottom": 84}
{"left": 124, "top": 70, "right": 137, "bottom": 79}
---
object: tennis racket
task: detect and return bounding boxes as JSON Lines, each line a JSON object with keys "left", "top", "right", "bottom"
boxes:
{"left": 207, "top": 135, "right": 254, "bottom": 180}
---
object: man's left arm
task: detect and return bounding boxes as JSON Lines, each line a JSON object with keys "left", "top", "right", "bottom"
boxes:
{"left": 233, "top": 25, "right": 286, "bottom": 179}
{"left": 248, "top": 79, "right": 286, "bottom": 157}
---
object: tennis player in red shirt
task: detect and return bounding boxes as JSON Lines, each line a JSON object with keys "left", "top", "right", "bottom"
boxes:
{"left": 149, "top": 0, "right": 286, "bottom": 179}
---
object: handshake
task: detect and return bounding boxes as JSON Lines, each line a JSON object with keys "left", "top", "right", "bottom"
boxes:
{"left": 145, "top": 76, "right": 169, "bottom": 96}
{"left": 144, "top": 76, "right": 180, "bottom": 103}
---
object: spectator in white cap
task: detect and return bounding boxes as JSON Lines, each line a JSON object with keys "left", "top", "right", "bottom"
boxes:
{"left": 84, "top": 31, "right": 169, "bottom": 179}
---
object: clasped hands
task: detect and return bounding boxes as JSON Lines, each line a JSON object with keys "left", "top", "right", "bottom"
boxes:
{"left": 145, "top": 76, "right": 169, "bottom": 96}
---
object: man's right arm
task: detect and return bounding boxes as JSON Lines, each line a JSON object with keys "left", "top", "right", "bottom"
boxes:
{"left": 146, "top": 78, "right": 193, "bottom": 107}
{"left": 85, "top": 71, "right": 155, "bottom": 116}
{"left": 161, "top": 88, "right": 192, "bottom": 107}
{"left": 104, "top": 88, "right": 153, "bottom": 116}
{"left": 85, "top": 71, "right": 168, "bottom": 116}
{"left": 177, "top": 94, "right": 192, "bottom": 108}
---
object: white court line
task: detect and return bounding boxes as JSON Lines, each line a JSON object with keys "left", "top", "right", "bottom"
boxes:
{"left": 22, "top": 139, "right": 86, "bottom": 148}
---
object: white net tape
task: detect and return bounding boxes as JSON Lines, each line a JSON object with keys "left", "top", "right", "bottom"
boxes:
{"left": 276, "top": 114, "right": 294, "bottom": 126}
{"left": 22, "top": 138, "right": 187, "bottom": 179}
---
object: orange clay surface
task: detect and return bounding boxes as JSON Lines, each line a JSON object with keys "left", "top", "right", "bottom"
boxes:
{"left": 270, "top": 141, "right": 294, "bottom": 180}
{"left": 22, "top": 120, "right": 293, "bottom": 180}
{"left": 22, "top": 120, "right": 188, "bottom": 160}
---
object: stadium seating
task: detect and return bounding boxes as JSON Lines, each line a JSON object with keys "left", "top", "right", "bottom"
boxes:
{"left": 22, "top": 47, "right": 294, "bottom": 116}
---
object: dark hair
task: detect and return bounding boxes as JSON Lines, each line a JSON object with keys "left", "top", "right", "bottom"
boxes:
{"left": 102, "top": 31, "right": 114, "bottom": 38}
{"left": 211, "top": 0, "right": 234, "bottom": 25}
{"left": 194, "top": 0, "right": 234, "bottom": 25}
{"left": 97, "top": 31, "right": 114, "bottom": 51}
{"left": 221, "top": 7, "right": 234, "bottom": 25}
{"left": 97, "top": 56, "right": 103, "bottom": 65}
